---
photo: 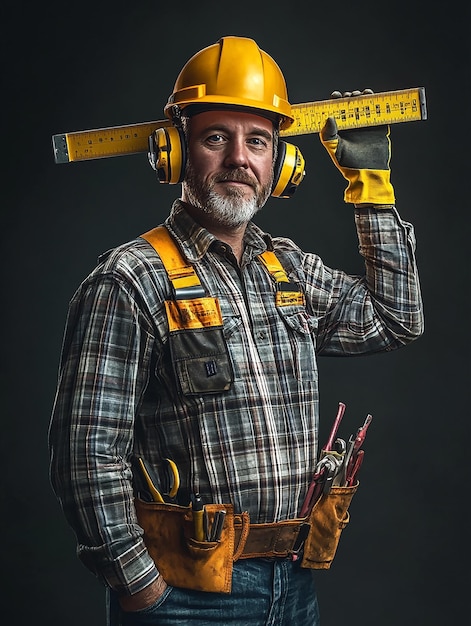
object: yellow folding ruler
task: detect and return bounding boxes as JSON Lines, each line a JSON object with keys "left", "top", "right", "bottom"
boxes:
{"left": 52, "top": 87, "right": 426, "bottom": 165}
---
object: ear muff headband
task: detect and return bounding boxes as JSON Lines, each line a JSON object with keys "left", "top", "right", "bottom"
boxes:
{"left": 148, "top": 129, "right": 305, "bottom": 197}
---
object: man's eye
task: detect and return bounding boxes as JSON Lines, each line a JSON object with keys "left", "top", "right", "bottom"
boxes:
{"left": 206, "top": 134, "right": 224, "bottom": 143}
{"left": 248, "top": 137, "right": 268, "bottom": 148}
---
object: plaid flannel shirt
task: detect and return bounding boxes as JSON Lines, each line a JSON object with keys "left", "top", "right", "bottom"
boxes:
{"left": 49, "top": 200, "right": 423, "bottom": 595}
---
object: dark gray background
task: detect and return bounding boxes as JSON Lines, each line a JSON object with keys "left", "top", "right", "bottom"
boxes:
{"left": 3, "top": 1, "right": 469, "bottom": 623}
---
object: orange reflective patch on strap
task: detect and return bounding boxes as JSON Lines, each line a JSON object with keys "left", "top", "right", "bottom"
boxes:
{"left": 165, "top": 297, "right": 224, "bottom": 331}
{"left": 275, "top": 291, "right": 305, "bottom": 307}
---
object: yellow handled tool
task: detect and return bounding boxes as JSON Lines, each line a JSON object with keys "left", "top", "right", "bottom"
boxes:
{"left": 133, "top": 456, "right": 180, "bottom": 503}
{"left": 52, "top": 87, "right": 426, "bottom": 164}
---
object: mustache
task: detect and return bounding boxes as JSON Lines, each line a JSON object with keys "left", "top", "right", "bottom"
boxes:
{"left": 212, "top": 170, "right": 257, "bottom": 188}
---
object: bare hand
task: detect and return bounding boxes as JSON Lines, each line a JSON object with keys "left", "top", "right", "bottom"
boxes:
{"left": 119, "top": 576, "right": 168, "bottom": 612}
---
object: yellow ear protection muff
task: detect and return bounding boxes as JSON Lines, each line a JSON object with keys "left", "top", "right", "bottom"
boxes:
{"left": 271, "top": 140, "right": 306, "bottom": 198}
{"left": 148, "top": 127, "right": 305, "bottom": 198}
{"left": 148, "top": 126, "right": 187, "bottom": 185}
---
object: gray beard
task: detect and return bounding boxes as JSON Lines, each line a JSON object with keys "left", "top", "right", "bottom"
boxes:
{"left": 198, "top": 189, "right": 260, "bottom": 228}
{"left": 183, "top": 162, "right": 273, "bottom": 228}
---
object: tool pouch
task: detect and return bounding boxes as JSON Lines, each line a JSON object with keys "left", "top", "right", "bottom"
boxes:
{"left": 134, "top": 499, "right": 237, "bottom": 593}
{"left": 301, "top": 482, "right": 358, "bottom": 570}
{"left": 168, "top": 325, "right": 233, "bottom": 395}
{"left": 165, "top": 298, "right": 234, "bottom": 396}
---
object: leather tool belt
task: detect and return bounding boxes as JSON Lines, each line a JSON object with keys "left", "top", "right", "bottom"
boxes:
{"left": 234, "top": 516, "right": 306, "bottom": 560}
{"left": 135, "top": 483, "right": 358, "bottom": 594}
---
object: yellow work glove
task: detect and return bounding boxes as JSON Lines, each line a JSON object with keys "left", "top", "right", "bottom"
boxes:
{"left": 320, "top": 89, "right": 395, "bottom": 205}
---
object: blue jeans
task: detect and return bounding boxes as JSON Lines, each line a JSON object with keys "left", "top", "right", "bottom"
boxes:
{"left": 107, "top": 558, "right": 320, "bottom": 625}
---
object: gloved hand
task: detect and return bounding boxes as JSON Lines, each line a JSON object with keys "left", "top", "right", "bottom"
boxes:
{"left": 320, "top": 89, "right": 395, "bottom": 205}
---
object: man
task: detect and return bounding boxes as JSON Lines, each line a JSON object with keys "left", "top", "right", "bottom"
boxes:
{"left": 49, "top": 36, "right": 424, "bottom": 625}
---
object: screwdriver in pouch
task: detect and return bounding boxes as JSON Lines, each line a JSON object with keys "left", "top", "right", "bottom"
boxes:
{"left": 191, "top": 493, "right": 205, "bottom": 541}
{"left": 209, "top": 510, "right": 226, "bottom": 542}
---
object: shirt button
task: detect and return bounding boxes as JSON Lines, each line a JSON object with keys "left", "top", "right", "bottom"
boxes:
{"left": 257, "top": 332, "right": 265, "bottom": 339}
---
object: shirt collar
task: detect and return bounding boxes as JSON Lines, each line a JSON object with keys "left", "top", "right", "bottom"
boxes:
{"left": 164, "top": 200, "right": 273, "bottom": 263}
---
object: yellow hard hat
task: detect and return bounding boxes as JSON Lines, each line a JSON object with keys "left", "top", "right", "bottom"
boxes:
{"left": 165, "top": 36, "right": 294, "bottom": 130}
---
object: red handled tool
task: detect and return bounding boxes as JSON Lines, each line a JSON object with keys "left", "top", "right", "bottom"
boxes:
{"left": 299, "top": 402, "right": 346, "bottom": 517}
{"left": 344, "top": 414, "right": 372, "bottom": 485}
{"left": 323, "top": 402, "right": 346, "bottom": 452}
{"left": 299, "top": 404, "right": 373, "bottom": 517}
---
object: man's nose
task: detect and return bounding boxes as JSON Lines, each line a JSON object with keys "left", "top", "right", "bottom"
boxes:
{"left": 223, "top": 138, "right": 249, "bottom": 169}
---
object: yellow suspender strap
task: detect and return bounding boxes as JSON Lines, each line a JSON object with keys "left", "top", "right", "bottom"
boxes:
{"left": 259, "top": 250, "right": 305, "bottom": 306}
{"left": 141, "top": 226, "right": 204, "bottom": 297}
{"left": 258, "top": 250, "right": 290, "bottom": 284}
{"left": 141, "top": 225, "right": 294, "bottom": 293}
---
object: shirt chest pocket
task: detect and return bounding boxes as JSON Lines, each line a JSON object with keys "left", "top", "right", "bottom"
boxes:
{"left": 276, "top": 307, "right": 319, "bottom": 382}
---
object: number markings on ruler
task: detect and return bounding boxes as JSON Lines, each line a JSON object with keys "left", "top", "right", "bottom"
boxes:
{"left": 283, "top": 88, "right": 426, "bottom": 136}
{"left": 53, "top": 121, "right": 171, "bottom": 164}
